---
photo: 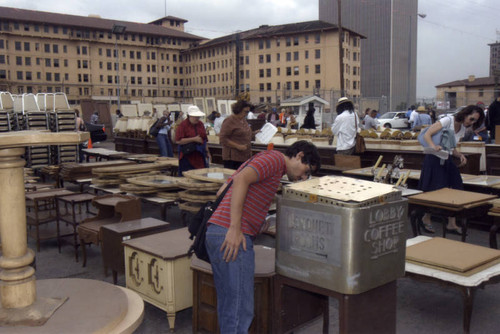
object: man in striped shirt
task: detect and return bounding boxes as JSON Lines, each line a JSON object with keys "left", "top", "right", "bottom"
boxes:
{"left": 206, "top": 140, "right": 321, "bottom": 333}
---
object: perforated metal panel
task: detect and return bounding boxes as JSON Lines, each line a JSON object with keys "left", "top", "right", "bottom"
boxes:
{"left": 283, "top": 176, "right": 401, "bottom": 208}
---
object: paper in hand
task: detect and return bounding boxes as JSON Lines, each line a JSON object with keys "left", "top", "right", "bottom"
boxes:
{"left": 255, "top": 123, "right": 278, "bottom": 144}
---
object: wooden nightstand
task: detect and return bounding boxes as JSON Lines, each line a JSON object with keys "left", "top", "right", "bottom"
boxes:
{"left": 100, "top": 217, "right": 170, "bottom": 284}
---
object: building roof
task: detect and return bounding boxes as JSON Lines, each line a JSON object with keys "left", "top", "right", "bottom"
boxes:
{"left": 281, "top": 95, "right": 330, "bottom": 107}
{"left": 149, "top": 16, "right": 188, "bottom": 24}
{"left": 435, "top": 76, "right": 496, "bottom": 88}
{"left": 0, "top": 6, "right": 203, "bottom": 40}
{"left": 194, "top": 20, "right": 365, "bottom": 49}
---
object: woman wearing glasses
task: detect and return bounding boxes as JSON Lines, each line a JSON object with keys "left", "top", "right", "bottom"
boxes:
{"left": 418, "top": 105, "right": 484, "bottom": 234}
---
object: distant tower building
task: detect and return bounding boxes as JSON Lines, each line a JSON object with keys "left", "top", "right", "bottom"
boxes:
{"left": 489, "top": 39, "right": 500, "bottom": 77}
{"left": 319, "top": 0, "right": 419, "bottom": 111}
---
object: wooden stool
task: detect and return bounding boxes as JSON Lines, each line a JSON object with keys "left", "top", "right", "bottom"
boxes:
{"left": 56, "top": 192, "right": 96, "bottom": 261}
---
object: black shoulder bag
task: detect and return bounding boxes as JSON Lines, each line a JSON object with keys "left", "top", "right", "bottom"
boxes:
{"left": 187, "top": 157, "right": 253, "bottom": 263}
{"left": 181, "top": 125, "right": 198, "bottom": 155}
{"left": 187, "top": 180, "right": 233, "bottom": 263}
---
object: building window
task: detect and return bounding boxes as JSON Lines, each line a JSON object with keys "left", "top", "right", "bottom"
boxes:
{"left": 315, "top": 64, "right": 321, "bottom": 74}
{"left": 24, "top": 42, "right": 30, "bottom": 51}
{"left": 276, "top": 53, "right": 280, "bottom": 61}
{"left": 17, "top": 71, "right": 23, "bottom": 80}
{"left": 315, "top": 49, "right": 321, "bottom": 59}
{"left": 294, "top": 51, "right": 299, "bottom": 61}
{"left": 259, "top": 83, "right": 264, "bottom": 91}
{"left": 315, "top": 79, "right": 321, "bottom": 88}
{"left": 266, "top": 54, "right": 271, "bottom": 63}
{"left": 479, "top": 89, "right": 484, "bottom": 97}
{"left": 15, "top": 41, "right": 21, "bottom": 51}
{"left": 305, "top": 65, "right": 309, "bottom": 74}
{"left": 294, "top": 81, "right": 299, "bottom": 89}
{"left": 259, "top": 55, "right": 264, "bottom": 63}
{"left": 63, "top": 45, "right": 67, "bottom": 53}
{"left": 266, "top": 68, "right": 271, "bottom": 77}
{"left": 54, "top": 73, "right": 60, "bottom": 81}
{"left": 315, "top": 34, "right": 321, "bottom": 43}
{"left": 286, "top": 37, "right": 291, "bottom": 47}
{"left": 258, "top": 40, "right": 264, "bottom": 49}
{"left": 16, "top": 56, "right": 22, "bottom": 66}
{"left": 46, "top": 73, "right": 52, "bottom": 81}
{"left": 44, "top": 44, "right": 50, "bottom": 53}
{"left": 294, "top": 66, "right": 299, "bottom": 75}
{"left": 1, "top": 70, "right": 8, "bottom": 79}
{"left": 286, "top": 52, "right": 291, "bottom": 61}
{"left": 259, "top": 69, "right": 264, "bottom": 78}
{"left": 53, "top": 45, "right": 59, "bottom": 53}
{"left": 286, "top": 67, "right": 291, "bottom": 76}
{"left": 45, "top": 58, "right": 51, "bottom": 67}
{"left": 0, "top": 55, "right": 5, "bottom": 64}
{"left": 305, "top": 50, "right": 309, "bottom": 59}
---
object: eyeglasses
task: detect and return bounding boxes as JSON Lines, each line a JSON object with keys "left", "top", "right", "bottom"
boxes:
{"left": 468, "top": 116, "right": 477, "bottom": 122}
{"left": 305, "top": 164, "right": 313, "bottom": 179}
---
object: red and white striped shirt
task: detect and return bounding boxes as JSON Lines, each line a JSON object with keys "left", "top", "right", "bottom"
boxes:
{"left": 208, "top": 150, "right": 286, "bottom": 236}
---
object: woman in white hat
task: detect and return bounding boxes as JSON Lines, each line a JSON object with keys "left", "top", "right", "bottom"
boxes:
{"left": 331, "top": 97, "right": 358, "bottom": 155}
{"left": 175, "top": 105, "right": 210, "bottom": 175}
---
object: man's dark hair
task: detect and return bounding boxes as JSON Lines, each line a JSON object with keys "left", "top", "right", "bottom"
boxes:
{"left": 455, "top": 105, "right": 484, "bottom": 130}
{"left": 285, "top": 140, "right": 321, "bottom": 173}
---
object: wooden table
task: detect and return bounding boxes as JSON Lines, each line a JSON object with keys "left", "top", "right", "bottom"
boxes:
{"left": 123, "top": 228, "right": 192, "bottom": 331}
{"left": 273, "top": 275, "right": 397, "bottom": 333}
{"left": 405, "top": 236, "right": 500, "bottom": 334}
{"left": 408, "top": 188, "right": 496, "bottom": 242}
{"left": 100, "top": 217, "right": 170, "bottom": 284}
{"left": 25, "top": 188, "right": 75, "bottom": 251}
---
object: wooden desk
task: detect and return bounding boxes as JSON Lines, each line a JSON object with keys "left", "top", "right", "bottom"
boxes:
{"left": 123, "top": 228, "right": 192, "bottom": 331}
{"left": 408, "top": 189, "right": 495, "bottom": 242}
{"left": 101, "top": 217, "right": 170, "bottom": 284}
{"left": 405, "top": 236, "right": 500, "bottom": 333}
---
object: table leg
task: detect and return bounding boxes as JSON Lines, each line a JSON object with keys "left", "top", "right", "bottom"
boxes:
{"left": 81, "top": 237, "right": 87, "bottom": 267}
{"left": 490, "top": 217, "right": 499, "bottom": 249}
{"left": 161, "top": 203, "right": 167, "bottom": 221}
{"left": 410, "top": 209, "right": 423, "bottom": 236}
{"left": 56, "top": 199, "right": 61, "bottom": 253}
{"left": 460, "top": 286, "right": 476, "bottom": 334}
{"left": 461, "top": 217, "right": 468, "bottom": 243}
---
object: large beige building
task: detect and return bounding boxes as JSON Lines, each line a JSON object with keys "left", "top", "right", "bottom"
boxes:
{"left": 0, "top": 6, "right": 362, "bottom": 108}
{"left": 435, "top": 75, "right": 496, "bottom": 109}
{"left": 183, "top": 21, "right": 363, "bottom": 105}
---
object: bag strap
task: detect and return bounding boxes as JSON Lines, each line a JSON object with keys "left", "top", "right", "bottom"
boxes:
{"left": 216, "top": 156, "right": 255, "bottom": 204}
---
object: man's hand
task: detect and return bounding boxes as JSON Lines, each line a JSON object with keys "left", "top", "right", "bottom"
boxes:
{"left": 220, "top": 225, "right": 247, "bottom": 262}
{"left": 193, "top": 135, "right": 204, "bottom": 144}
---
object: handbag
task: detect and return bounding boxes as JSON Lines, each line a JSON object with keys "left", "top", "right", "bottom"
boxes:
{"left": 354, "top": 113, "right": 365, "bottom": 153}
{"left": 149, "top": 119, "right": 161, "bottom": 137}
{"left": 181, "top": 125, "right": 199, "bottom": 155}
{"left": 181, "top": 142, "right": 198, "bottom": 155}
{"left": 187, "top": 180, "right": 233, "bottom": 263}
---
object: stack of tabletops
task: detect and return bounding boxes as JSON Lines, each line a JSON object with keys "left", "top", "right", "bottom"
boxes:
{"left": 59, "top": 160, "right": 135, "bottom": 181}
{"left": 177, "top": 168, "right": 235, "bottom": 213}
{"left": 406, "top": 237, "right": 500, "bottom": 276}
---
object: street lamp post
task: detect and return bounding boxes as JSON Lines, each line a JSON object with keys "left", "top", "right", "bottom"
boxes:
{"left": 406, "top": 13, "right": 426, "bottom": 109}
{"left": 111, "top": 24, "right": 126, "bottom": 110}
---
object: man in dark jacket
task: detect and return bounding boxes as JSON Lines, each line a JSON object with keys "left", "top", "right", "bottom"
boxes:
{"left": 488, "top": 97, "right": 500, "bottom": 142}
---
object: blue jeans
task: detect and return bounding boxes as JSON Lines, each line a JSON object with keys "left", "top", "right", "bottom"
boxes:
{"left": 206, "top": 224, "right": 255, "bottom": 334}
{"left": 156, "top": 133, "right": 173, "bottom": 157}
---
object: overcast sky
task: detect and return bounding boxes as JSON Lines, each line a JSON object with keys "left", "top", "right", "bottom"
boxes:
{"left": 1, "top": 0, "right": 498, "bottom": 101}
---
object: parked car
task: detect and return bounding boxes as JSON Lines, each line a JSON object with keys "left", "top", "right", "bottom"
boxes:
{"left": 378, "top": 111, "right": 409, "bottom": 129}
{"left": 84, "top": 122, "right": 107, "bottom": 143}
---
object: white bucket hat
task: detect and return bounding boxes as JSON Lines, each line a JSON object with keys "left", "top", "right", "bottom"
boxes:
{"left": 187, "top": 106, "right": 205, "bottom": 117}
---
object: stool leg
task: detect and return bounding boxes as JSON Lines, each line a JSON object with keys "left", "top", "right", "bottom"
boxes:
{"left": 461, "top": 286, "right": 475, "bottom": 334}
{"left": 81, "top": 238, "right": 87, "bottom": 267}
